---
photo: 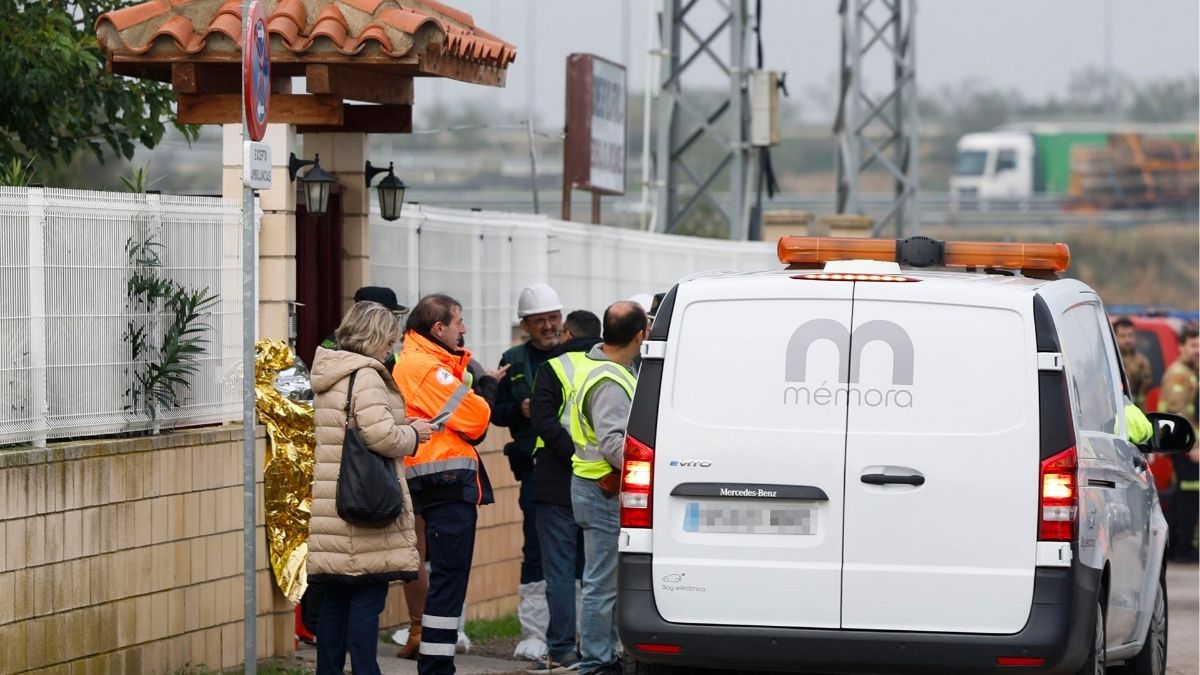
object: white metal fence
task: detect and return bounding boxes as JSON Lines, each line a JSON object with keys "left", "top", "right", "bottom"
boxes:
{"left": 371, "top": 205, "right": 778, "bottom": 369}
{"left": 0, "top": 188, "right": 242, "bottom": 447}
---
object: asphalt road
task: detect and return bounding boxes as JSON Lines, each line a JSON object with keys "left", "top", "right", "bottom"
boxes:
{"left": 351, "top": 562, "right": 1199, "bottom": 675}
{"left": 1167, "top": 561, "right": 1198, "bottom": 675}
{"left": 672, "top": 563, "right": 1200, "bottom": 675}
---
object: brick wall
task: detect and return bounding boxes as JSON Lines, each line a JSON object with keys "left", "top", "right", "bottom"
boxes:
{"left": 0, "top": 429, "right": 293, "bottom": 674}
{"left": 0, "top": 425, "right": 525, "bottom": 673}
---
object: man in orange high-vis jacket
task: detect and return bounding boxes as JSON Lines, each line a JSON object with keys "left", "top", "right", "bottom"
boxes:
{"left": 394, "top": 294, "right": 507, "bottom": 675}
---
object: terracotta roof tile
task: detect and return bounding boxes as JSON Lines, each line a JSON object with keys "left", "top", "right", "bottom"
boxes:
{"left": 103, "top": 0, "right": 172, "bottom": 32}
{"left": 95, "top": 0, "right": 516, "bottom": 69}
{"left": 309, "top": 4, "right": 350, "bottom": 50}
{"left": 206, "top": 2, "right": 244, "bottom": 44}
{"left": 355, "top": 22, "right": 394, "bottom": 53}
{"left": 341, "top": 0, "right": 388, "bottom": 14}
{"left": 155, "top": 15, "right": 202, "bottom": 52}
{"left": 415, "top": 0, "right": 473, "bottom": 29}
{"left": 376, "top": 6, "right": 438, "bottom": 35}
{"left": 266, "top": 0, "right": 306, "bottom": 46}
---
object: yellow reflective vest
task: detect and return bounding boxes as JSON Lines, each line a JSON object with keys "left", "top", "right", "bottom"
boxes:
{"left": 1125, "top": 402, "right": 1153, "bottom": 445}
{"left": 568, "top": 358, "right": 637, "bottom": 479}
{"left": 534, "top": 351, "right": 592, "bottom": 454}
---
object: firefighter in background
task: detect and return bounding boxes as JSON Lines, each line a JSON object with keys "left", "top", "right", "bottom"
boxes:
{"left": 1160, "top": 324, "right": 1199, "bottom": 562}
{"left": 1115, "top": 317, "right": 1153, "bottom": 408}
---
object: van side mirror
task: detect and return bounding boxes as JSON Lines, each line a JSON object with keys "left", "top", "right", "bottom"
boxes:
{"left": 1145, "top": 412, "right": 1196, "bottom": 453}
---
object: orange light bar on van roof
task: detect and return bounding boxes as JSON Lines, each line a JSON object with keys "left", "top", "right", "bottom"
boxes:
{"left": 943, "top": 241, "right": 1070, "bottom": 272}
{"left": 777, "top": 235, "right": 1071, "bottom": 273}
{"left": 777, "top": 237, "right": 896, "bottom": 265}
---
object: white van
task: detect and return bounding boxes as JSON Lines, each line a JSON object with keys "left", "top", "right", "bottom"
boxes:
{"left": 616, "top": 236, "right": 1195, "bottom": 675}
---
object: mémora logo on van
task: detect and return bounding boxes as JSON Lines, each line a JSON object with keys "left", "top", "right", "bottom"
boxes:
{"left": 782, "top": 319, "right": 914, "bottom": 408}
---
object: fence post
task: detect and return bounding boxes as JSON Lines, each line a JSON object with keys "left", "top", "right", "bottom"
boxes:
{"left": 498, "top": 228, "right": 512, "bottom": 354}
{"left": 470, "top": 224, "right": 484, "bottom": 357}
{"left": 146, "top": 192, "right": 165, "bottom": 433}
{"left": 407, "top": 213, "right": 421, "bottom": 302}
{"left": 28, "top": 187, "right": 48, "bottom": 448}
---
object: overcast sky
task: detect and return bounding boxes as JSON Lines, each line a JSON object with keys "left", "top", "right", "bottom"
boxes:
{"left": 415, "top": 0, "right": 1200, "bottom": 126}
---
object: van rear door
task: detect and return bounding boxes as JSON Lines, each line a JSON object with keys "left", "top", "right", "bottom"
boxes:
{"left": 840, "top": 281, "right": 1040, "bottom": 633}
{"left": 651, "top": 278, "right": 852, "bottom": 628}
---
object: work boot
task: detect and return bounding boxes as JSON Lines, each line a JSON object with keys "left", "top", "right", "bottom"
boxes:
{"left": 396, "top": 619, "right": 421, "bottom": 659}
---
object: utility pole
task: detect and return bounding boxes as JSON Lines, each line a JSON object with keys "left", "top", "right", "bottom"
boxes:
{"left": 1103, "top": 0, "right": 1116, "bottom": 119}
{"left": 834, "top": 0, "right": 919, "bottom": 237}
{"left": 654, "top": 0, "right": 755, "bottom": 239}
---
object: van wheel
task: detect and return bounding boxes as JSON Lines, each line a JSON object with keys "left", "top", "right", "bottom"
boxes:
{"left": 623, "top": 657, "right": 675, "bottom": 675}
{"left": 1077, "top": 597, "right": 1107, "bottom": 675}
{"left": 1124, "top": 574, "right": 1168, "bottom": 675}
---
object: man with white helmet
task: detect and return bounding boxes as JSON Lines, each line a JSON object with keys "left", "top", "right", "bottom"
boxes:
{"left": 492, "top": 283, "right": 564, "bottom": 660}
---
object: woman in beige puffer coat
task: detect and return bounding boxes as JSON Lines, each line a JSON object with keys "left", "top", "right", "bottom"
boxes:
{"left": 309, "top": 301, "right": 436, "bottom": 675}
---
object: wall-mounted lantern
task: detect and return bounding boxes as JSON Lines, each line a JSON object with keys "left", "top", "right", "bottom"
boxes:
{"left": 288, "top": 153, "right": 335, "bottom": 216}
{"left": 365, "top": 161, "right": 408, "bottom": 222}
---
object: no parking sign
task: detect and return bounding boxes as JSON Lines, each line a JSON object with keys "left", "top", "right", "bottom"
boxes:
{"left": 239, "top": 2, "right": 271, "bottom": 671}
{"left": 242, "top": 0, "right": 270, "bottom": 142}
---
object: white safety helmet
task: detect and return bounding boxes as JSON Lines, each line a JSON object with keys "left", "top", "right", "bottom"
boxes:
{"left": 629, "top": 293, "right": 654, "bottom": 315}
{"left": 517, "top": 283, "right": 564, "bottom": 318}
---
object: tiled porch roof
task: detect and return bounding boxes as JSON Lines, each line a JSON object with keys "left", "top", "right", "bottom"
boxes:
{"left": 96, "top": 0, "right": 515, "bottom": 82}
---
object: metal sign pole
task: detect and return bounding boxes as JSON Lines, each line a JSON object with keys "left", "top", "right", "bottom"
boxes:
{"left": 240, "top": 1, "right": 258, "bottom": 672}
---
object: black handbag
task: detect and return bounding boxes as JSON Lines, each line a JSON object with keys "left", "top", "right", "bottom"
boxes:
{"left": 335, "top": 370, "right": 405, "bottom": 527}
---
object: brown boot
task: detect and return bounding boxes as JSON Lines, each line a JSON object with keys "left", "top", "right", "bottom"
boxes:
{"left": 396, "top": 619, "right": 421, "bottom": 659}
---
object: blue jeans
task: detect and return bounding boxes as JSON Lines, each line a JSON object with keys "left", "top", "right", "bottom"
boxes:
{"left": 315, "top": 581, "right": 389, "bottom": 675}
{"left": 571, "top": 475, "right": 620, "bottom": 673}
{"left": 537, "top": 502, "right": 585, "bottom": 660}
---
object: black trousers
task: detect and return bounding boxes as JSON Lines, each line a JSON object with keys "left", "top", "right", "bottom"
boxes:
{"left": 1167, "top": 490, "right": 1199, "bottom": 556}
{"left": 519, "top": 476, "right": 544, "bottom": 584}
{"left": 418, "top": 501, "right": 478, "bottom": 675}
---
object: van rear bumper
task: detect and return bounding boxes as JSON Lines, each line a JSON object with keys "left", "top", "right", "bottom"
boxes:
{"left": 617, "top": 553, "right": 1100, "bottom": 675}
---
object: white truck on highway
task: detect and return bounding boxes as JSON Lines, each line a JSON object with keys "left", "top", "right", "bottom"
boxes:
{"left": 950, "top": 123, "right": 1199, "bottom": 210}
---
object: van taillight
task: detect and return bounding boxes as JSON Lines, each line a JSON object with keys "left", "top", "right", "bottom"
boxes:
{"left": 621, "top": 435, "right": 654, "bottom": 528}
{"left": 1039, "top": 447, "right": 1077, "bottom": 541}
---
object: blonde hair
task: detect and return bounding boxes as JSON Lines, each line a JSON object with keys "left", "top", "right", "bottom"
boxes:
{"left": 335, "top": 301, "right": 400, "bottom": 358}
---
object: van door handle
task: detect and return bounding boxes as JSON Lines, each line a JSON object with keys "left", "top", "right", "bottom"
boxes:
{"left": 861, "top": 473, "right": 925, "bottom": 486}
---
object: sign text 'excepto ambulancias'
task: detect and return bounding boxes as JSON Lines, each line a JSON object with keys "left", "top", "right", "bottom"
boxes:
{"left": 243, "top": 140, "right": 272, "bottom": 189}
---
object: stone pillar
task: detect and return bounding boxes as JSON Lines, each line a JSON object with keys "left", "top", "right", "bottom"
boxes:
{"left": 301, "top": 132, "right": 371, "bottom": 314}
{"left": 221, "top": 123, "right": 298, "bottom": 342}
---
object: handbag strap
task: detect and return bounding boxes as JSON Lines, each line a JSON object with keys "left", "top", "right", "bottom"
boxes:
{"left": 343, "top": 370, "right": 360, "bottom": 428}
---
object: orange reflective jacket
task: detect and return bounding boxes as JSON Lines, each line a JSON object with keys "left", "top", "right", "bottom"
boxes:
{"left": 393, "top": 331, "right": 494, "bottom": 508}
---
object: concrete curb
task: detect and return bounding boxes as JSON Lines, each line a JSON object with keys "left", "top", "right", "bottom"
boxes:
{"left": 292, "top": 642, "right": 531, "bottom": 675}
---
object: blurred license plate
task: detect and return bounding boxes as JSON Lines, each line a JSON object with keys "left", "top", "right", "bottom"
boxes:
{"left": 683, "top": 501, "right": 816, "bottom": 535}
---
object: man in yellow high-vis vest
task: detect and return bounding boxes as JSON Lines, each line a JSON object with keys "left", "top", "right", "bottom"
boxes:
{"left": 568, "top": 301, "right": 649, "bottom": 675}
{"left": 526, "top": 310, "right": 602, "bottom": 673}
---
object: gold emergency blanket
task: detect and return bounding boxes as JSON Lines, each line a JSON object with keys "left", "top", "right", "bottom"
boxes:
{"left": 255, "top": 340, "right": 315, "bottom": 604}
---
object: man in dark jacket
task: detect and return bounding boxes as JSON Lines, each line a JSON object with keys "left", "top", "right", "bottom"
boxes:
{"left": 493, "top": 284, "right": 564, "bottom": 656}
{"left": 320, "top": 286, "right": 408, "bottom": 370}
{"left": 525, "top": 310, "right": 602, "bottom": 672}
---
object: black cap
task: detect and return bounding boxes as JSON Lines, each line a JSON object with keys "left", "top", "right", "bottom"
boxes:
{"left": 354, "top": 286, "right": 407, "bottom": 314}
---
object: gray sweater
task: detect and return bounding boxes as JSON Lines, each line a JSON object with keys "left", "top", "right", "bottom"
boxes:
{"left": 582, "top": 343, "right": 637, "bottom": 469}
